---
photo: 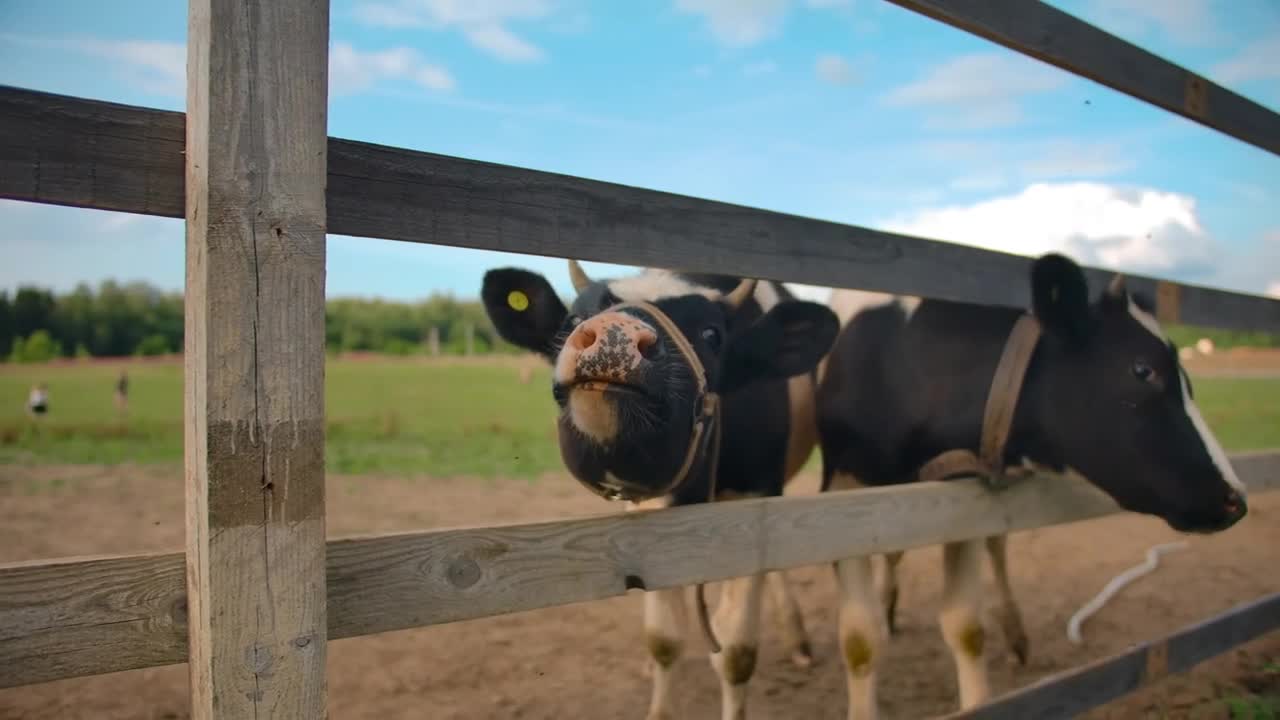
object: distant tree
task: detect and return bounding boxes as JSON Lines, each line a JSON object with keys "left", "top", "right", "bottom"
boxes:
{"left": 134, "top": 334, "right": 172, "bottom": 356}
{"left": 10, "top": 330, "right": 62, "bottom": 363}
{"left": 13, "top": 287, "right": 55, "bottom": 339}
{"left": 0, "top": 291, "right": 13, "bottom": 359}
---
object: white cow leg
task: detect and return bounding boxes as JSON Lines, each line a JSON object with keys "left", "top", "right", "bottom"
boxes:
{"left": 985, "top": 534, "right": 1029, "bottom": 665}
{"left": 643, "top": 587, "right": 689, "bottom": 720}
{"left": 939, "top": 539, "right": 991, "bottom": 710}
{"left": 709, "top": 574, "right": 765, "bottom": 720}
{"left": 628, "top": 497, "right": 689, "bottom": 719}
{"left": 835, "top": 555, "right": 887, "bottom": 720}
{"left": 766, "top": 570, "right": 813, "bottom": 668}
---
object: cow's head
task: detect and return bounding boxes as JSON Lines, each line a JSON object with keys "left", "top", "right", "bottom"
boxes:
{"left": 482, "top": 261, "right": 838, "bottom": 501}
{"left": 1024, "top": 253, "right": 1247, "bottom": 533}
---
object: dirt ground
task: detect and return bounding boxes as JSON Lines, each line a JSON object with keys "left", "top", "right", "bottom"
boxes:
{"left": 1, "top": 462, "right": 1278, "bottom": 720}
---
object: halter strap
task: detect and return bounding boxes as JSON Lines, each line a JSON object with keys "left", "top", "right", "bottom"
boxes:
{"left": 917, "top": 313, "right": 1042, "bottom": 484}
{"left": 607, "top": 301, "right": 721, "bottom": 499}
{"left": 608, "top": 300, "right": 725, "bottom": 653}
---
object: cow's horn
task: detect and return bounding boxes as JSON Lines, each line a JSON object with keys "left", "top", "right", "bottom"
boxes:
{"left": 1106, "top": 273, "right": 1127, "bottom": 298}
{"left": 568, "top": 259, "right": 592, "bottom": 293}
{"left": 724, "top": 277, "right": 757, "bottom": 309}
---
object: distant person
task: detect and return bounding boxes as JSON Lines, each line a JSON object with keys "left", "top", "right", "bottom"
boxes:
{"left": 115, "top": 371, "right": 129, "bottom": 414}
{"left": 26, "top": 383, "right": 49, "bottom": 418}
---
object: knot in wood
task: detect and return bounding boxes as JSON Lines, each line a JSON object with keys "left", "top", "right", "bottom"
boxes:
{"left": 446, "top": 556, "right": 482, "bottom": 589}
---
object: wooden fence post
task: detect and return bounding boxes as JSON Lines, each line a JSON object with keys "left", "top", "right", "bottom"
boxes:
{"left": 184, "top": 0, "right": 330, "bottom": 717}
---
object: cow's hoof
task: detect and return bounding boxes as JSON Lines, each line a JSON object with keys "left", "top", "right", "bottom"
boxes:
{"left": 790, "top": 644, "right": 814, "bottom": 669}
{"left": 1011, "top": 636, "right": 1030, "bottom": 666}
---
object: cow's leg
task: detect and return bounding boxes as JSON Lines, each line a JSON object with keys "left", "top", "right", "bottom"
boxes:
{"left": 709, "top": 574, "right": 765, "bottom": 720}
{"left": 825, "top": 471, "right": 887, "bottom": 719}
{"left": 628, "top": 497, "right": 689, "bottom": 719}
{"left": 878, "top": 550, "right": 905, "bottom": 635}
{"left": 644, "top": 587, "right": 689, "bottom": 720}
{"left": 939, "top": 539, "right": 991, "bottom": 709}
{"left": 985, "top": 534, "right": 1029, "bottom": 665}
{"left": 766, "top": 570, "right": 813, "bottom": 668}
{"left": 835, "top": 554, "right": 886, "bottom": 720}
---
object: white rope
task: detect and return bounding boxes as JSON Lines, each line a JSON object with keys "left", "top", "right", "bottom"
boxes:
{"left": 1067, "top": 541, "right": 1189, "bottom": 644}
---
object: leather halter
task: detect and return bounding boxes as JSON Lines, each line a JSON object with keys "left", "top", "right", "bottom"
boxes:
{"left": 601, "top": 300, "right": 723, "bottom": 502}
{"left": 916, "top": 313, "right": 1042, "bottom": 485}
{"left": 603, "top": 299, "right": 726, "bottom": 654}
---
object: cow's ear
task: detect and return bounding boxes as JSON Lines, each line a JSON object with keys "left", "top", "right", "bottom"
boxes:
{"left": 1031, "top": 253, "right": 1094, "bottom": 345}
{"left": 481, "top": 268, "right": 568, "bottom": 361}
{"left": 720, "top": 301, "right": 839, "bottom": 393}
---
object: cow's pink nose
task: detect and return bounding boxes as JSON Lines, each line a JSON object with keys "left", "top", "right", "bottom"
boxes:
{"left": 560, "top": 312, "right": 658, "bottom": 382}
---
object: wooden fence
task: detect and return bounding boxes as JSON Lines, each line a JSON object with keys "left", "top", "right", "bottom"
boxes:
{"left": 1, "top": 0, "right": 1279, "bottom": 717}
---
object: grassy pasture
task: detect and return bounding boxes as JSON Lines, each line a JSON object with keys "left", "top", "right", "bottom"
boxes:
{"left": 1, "top": 355, "right": 1279, "bottom": 478}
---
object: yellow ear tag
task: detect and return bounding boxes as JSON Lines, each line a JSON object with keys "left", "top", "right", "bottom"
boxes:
{"left": 507, "top": 290, "right": 530, "bottom": 312}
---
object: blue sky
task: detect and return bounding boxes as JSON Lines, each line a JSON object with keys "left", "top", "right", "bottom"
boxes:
{"left": 2, "top": 0, "right": 1278, "bottom": 303}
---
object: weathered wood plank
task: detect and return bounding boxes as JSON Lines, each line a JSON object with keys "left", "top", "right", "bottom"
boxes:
{"left": 183, "top": 0, "right": 330, "bottom": 717}
{"left": 939, "top": 592, "right": 1280, "bottom": 719}
{"left": 887, "top": 0, "right": 1280, "bottom": 158}
{"left": 2, "top": 451, "right": 1277, "bottom": 689}
{"left": 2, "top": 86, "right": 1278, "bottom": 334}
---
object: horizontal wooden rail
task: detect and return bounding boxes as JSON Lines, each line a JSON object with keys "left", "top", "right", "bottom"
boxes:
{"left": 2, "top": 85, "right": 1278, "bottom": 333}
{"left": 888, "top": 0, "right": 1280, "bottom": 158}
{"left": 939, "top": 591, "right": 1280, "bottom": 720}
{"left": 2, "top": 450, "right": 1278, "bottom": 689}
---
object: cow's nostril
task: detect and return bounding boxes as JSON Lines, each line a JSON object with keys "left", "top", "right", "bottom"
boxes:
{"left": 1225, "top": 490, "right": 1247, "bottom": 518}
{"left": 570, "top": 326, "right": 597, "bottom": 351}
{"left": 636, "top": 331, "right": 658, "bottom": 360}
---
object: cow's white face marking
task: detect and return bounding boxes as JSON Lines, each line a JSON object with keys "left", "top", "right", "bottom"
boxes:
{"left": 1178, "top": 370, "right": 1246, "bottom": 495}
{"left": 753, "top": 280, "right": 781, "bottom": 313}
{"left": 829, "top": 289, "right": 919, "bottom": 328}
{"left": 1127, "top": 298, "right": 1246, "bottom": 496}
{"left": 607, "top": 270, "right": 721, "bottom": 303}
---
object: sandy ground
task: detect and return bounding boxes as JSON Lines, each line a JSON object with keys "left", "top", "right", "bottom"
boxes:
{"left": 1, "top": 462, "right": 1277, "bottom": 720}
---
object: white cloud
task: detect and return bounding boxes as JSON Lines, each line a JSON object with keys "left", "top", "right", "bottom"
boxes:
{"left": 82, "top": 39, "right": 186, "bottom": 96}
{"left": 1085, "top": 0, "right": 1219, "bottom": 46}
{"left": 675, "top": 0, "right": 789, "bottom": 47}
{"left": 330, "top": 42, "right": 455, "bottom": 94}
{"left": 815, "top": 53, "right": 857, "bottom": 85}
{"left": 354, "top": 0, "right": 551, "bottom": 62}
{"left": 1021, "top": 140, "right": 1133, "bottom": 178}
{"left": 879, "top": 182, "right": 1217, "bottom": 278}
{"left": 0, "top": 33, "right": 454, "bottom": 98}
{"left": 674, "top": 0, "right": 852, "bottom": 47}
{"left": 743, "top": 59, "right": 779, "bottom": 76}
{"left": 1212, "top": 33, "right": 1280, "bottom": 86}
{"left": 1267, "top": 282, "right": 1280, "bottom": 299}
{"left": 0, "top": 35, "right": 186, "bottom": 97}
{"left": 464, "top": 24, "right": 543, "bottom": 62}
{"left": 882, "top": 52, "right": 1066, "bottom": 129}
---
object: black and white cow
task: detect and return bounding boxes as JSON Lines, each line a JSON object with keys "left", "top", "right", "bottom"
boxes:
{"left": 815, "top": 252, "right": 1249, "bottom": 718}
{"left": 481, "top": 261, "right": 840, "bottom": 720}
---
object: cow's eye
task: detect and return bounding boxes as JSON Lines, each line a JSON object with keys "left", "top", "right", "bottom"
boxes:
{"left": 1131, "top": 359, "right": 1156, "bottom": 383}
{"left": 701, "top": 326, "right": 722, "bottom": 350}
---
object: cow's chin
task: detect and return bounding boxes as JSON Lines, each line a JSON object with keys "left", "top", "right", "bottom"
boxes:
{"left": 562, "top": 381, "right": 651, "bottom": 447}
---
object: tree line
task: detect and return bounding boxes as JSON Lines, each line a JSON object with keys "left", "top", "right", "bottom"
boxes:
{"left": 3, "top": 280, "right": 1276, "bottom": 364}
{"left": 0, "top": 281, "right": 521, "bottom": 363}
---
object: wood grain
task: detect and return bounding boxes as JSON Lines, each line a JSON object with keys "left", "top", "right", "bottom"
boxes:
{"left": 3, "top": 451, "right": 1277, "bottom": 690}
{"left": 183, "top": 0, "right": 330, "bottom": 717}
{"left": 939, "top": 592, "right": 1280, "bottom": 719}
{"left": 2, "top": 85, "right": 1278, "bottom": 334}
{"left": 886, "top": 0, "right": 1280, "bottom": 157}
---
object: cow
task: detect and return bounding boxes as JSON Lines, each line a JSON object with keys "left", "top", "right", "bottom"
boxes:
{"left": 815, "top": 252, "right": 1249, "bottom": 719}
{"left": 480, "top": 260, "right": 840, "bottom": 720}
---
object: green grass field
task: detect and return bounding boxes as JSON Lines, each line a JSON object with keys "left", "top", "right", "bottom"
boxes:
{"left": 2, "top": 358, "right": 1278, "bottom": 478}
